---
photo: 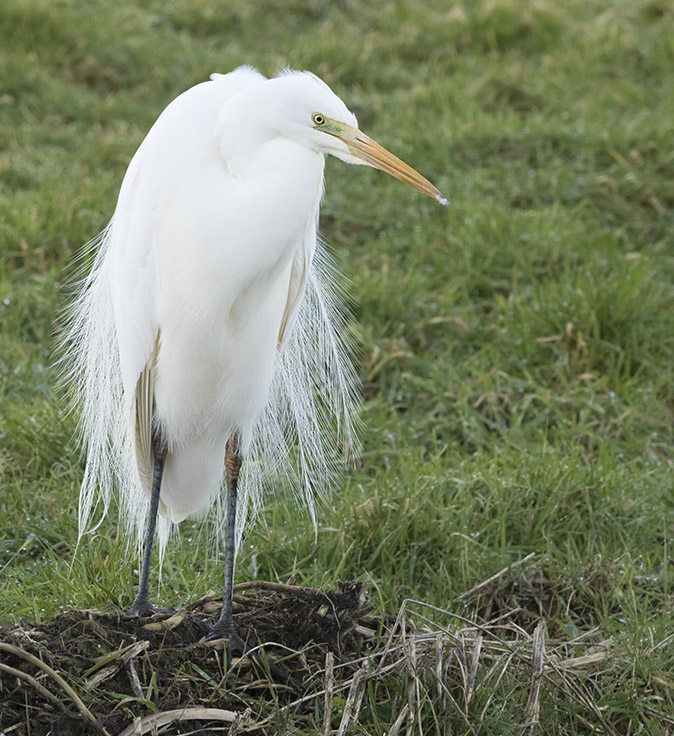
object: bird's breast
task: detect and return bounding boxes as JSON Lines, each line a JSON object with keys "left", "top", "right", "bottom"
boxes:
{"left": 157, "top": 139, "right": 322, "bottom": 312}
{"left": 151, "top": 139, "right": 323, "bottom": 448}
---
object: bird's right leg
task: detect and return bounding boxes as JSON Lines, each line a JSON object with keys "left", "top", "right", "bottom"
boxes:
{"left": 129, "top": 446, "right": 174, "bottom": 616}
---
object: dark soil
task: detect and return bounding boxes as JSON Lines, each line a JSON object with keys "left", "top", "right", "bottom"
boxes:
{"left": 0, "top": 581, "right": 375, "bottom": 736}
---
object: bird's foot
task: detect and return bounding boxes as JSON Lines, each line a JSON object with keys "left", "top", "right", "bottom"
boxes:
{"left": 206, "top": 618, "right": 301, "bottom": 687}
{"left": 206, "top": 619, "right": 247, "bottom": 654}
{"left": 129, "top": 596, "right": 177, "bottom": 617}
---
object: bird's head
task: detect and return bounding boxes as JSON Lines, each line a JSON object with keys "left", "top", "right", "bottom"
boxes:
{"left": 243, "top": 70, "right": 449, "bottom": 206}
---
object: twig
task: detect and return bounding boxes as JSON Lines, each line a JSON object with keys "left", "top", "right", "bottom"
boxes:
{"left": 555, "top": 650, "right": 611, "bottom": 669}
{"left": 352, "top": 660, "right": 370, "bottom": 726}
{"left": 0, "top": 641, "right": 110, "bottom": 735}
{"left": 85, "top": 664, "right": 120, "bottom": 691}
{"left": 86, "top": 639, "right": 149, "bottom": 674}
{"left": 126, "top": 657, "right": 144, "bottom": 700}
{"left": 457, "top": 552, "right": 536, "bottom": 600}
{"left": 85, "top": 640, "right": 149, "bottom": 692}
{"left": 141, "top": 609, "right": 186, "bottom": 632}
{"left": 232, "top": 580, "right": 321, "bottom": 598}
{"left": 115, "top": 707, "right": 246, "bottom": 736}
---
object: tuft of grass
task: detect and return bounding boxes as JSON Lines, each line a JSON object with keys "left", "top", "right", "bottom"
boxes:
{"left": 1, "top": 0, "right": 673, "bottom": 732}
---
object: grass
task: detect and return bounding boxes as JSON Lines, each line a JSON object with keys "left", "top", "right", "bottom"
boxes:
{"left": 1, "top": 0, "right": 673, "bottom": 732}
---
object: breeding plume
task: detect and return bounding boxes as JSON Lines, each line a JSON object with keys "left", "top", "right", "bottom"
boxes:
{"left": 64, "top": 66, "right": 447, "bottom": 652}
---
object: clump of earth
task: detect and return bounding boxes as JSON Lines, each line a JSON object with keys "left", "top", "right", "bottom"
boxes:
{"left": 0, "top": 581, "right": 376, "bottom": 735}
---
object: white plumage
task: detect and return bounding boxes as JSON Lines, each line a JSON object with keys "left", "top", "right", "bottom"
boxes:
{"left": 62, "top": 66, "right": 447, "bottom": 631}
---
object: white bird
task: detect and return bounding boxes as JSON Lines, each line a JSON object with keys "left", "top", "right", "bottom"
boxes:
{"left": 63, "top": 66, "right": 447, "bottom": 656}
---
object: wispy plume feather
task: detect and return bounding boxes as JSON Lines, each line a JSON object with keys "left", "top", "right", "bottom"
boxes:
{"left": 60, "top": 224, "right": 360, "bottom": 560}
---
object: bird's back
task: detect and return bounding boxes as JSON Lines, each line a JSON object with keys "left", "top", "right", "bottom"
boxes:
{"left": 110, "top": 66, "right": 268, "bottom": 407}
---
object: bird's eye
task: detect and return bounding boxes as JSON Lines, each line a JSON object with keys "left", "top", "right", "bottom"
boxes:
{"left": 312, "top": 113, "right": 326, "bottom": 126}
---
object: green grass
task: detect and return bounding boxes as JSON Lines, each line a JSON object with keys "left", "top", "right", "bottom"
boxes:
{"left": 1, "top": 0, "right": 674, "bottom": 732}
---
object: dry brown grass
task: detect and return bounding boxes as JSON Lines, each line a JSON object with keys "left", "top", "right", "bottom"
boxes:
{"left": 4, "top": 578, "right": 671, "bottom": 735}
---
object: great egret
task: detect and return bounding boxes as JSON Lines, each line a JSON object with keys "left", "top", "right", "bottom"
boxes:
{"left": 64, "top": 66, "right": 447, "bottom": 657}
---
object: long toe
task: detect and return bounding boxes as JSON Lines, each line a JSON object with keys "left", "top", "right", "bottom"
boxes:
{"left": 206, "top": 620, "right": 247, "bottom": 649}
{"left": 129, "top": 599, "right": 178, "bottom": 617}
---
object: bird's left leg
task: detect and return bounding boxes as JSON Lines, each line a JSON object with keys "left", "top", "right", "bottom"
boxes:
{"left": 208, "top": 435, "right": 301, "bottom": 685}
{"left": 208, "top": 434, "right": 246, "bottom": 658}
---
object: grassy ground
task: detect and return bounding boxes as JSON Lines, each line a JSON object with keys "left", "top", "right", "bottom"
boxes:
{"left": 1, "top": 0, "right": 673, "bottom": 733}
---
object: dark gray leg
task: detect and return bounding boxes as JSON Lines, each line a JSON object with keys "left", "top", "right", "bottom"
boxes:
{"left": 130, "top": 450, "right": 173, "bottom": 616}
{"left": 206, "top": 436, "right": 300, "bottom": 685}
{"left": 209, "top": 436, "right": 245, "bottom": 658}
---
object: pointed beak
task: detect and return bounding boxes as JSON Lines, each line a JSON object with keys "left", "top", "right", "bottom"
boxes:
{"left": 344, "top": 129, "right": 449, "bottom": 206}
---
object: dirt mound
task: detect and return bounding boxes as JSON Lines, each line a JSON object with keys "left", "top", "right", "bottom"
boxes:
{"left": 0, "top": 581, "right": 374, "bottom": 735}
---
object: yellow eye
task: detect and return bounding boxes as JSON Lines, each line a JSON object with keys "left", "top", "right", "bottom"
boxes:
{"left": 312, "top": 113, "right": 326, "bottom": 126}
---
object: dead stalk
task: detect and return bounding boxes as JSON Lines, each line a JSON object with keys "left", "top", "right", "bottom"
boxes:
{"left": 458, "top": 552, "right": 536, "bottom": 600}
{"left": 115, "top": 707, "right": 245, "bottom": 736}
{"left": 386, "top": 704, "right": 410, "bottom": 736}
{"left": 522, "top": 621, "right": 546, "bottom": 733}
{"left": 336, "top": 662, "right": 368, "bottom": 736}
{"left": 466, "top": 633, "right": 483, "bottom": 707}
{"left": 323, "top": 651, "right": 334, "bottom": 736}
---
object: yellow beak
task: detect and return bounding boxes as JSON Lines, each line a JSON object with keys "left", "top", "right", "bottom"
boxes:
{"left": 345, "top": 130, "right": 449, "bottom": 206}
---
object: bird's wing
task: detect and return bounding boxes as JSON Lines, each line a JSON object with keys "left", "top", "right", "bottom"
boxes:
{"left": 277, "top": 229, "right": 315, "bottom": 348}
{"left": 110, "top": 159, "right": 158, "bottom": 412}
{"left": 134, "top": 352, "right": 156, "bottom": 493}
{"left": 108, "top": 157, "right": 161, "bottom": 497}
{"left": 110, "top": 66, "right": 268, "bottom": 493}
{"left": 276, "top": 172, "right": 324, "bottom": 347}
